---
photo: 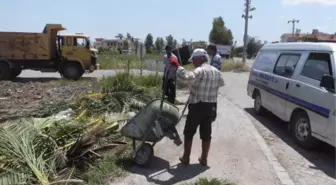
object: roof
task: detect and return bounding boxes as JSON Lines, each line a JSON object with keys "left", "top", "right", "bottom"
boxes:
{"left": 261, "top": 42, "right": 336, "bottom": 52}
{"left": 281, "top": 33, "right": 336, "bottom": 42}
{"left": 60, "top": 34, "right": 89, "bottom": 38}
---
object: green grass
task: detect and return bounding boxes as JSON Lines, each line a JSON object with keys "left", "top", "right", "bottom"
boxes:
{"left": 183, "top": 178, "right": 236, "bottom": 185}
{"left": 86, "top": 144, "right": 134, "bottom": 185}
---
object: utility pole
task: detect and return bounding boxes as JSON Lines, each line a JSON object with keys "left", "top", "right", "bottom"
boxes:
{"left": 288, "top": 19, "right": 299, "bottom": 35}
{"left": 242, "top": 0, "right": 256, "bottom": 64}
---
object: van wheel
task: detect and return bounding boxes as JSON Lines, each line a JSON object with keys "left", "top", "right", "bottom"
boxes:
{"left": 0, "top": 63, "right": 11, "bottom": 80}
{"left": 291, "top": 111, "right": 319, "bottom": 149}
{"left": 10, "top": 68, "right": 22, "bottom": 79}
{"left": 62, "top": 62, "right": 83, "bottom": 80}
{"left": 254, "top": 91, "right": 266, "bottom": 115}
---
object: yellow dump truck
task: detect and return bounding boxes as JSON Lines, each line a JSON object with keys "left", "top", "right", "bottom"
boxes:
{"left": 0, "top": 24, "right": 98, "bottom": 80}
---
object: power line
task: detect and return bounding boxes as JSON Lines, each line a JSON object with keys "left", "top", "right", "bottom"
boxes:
{"left": 288, "top": 19, "right": 300, "bottom": 35}
{"left": 242, "top": 0, "right": 256, "bottom": 64}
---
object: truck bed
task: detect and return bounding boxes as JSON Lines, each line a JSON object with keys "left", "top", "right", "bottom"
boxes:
{"left": 0, "top": 32, "right": 51, "bottom": 60}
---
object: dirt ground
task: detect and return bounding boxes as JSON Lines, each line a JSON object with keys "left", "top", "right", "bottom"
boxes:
{"left": 0, "top": 78, "right": 98, "bottom": 123}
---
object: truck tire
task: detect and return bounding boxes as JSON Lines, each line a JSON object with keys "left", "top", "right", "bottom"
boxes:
{"left": 291, "top": 111, "right": 319, "bottom": 149}
{"left": 62, "top": 62, "right": 84, "bottom": 80}
{"left": 10, "top": 68, "right": 22, "bottom": 79}
{"left": 0, "top": 62, "right": 11, "bottom": 80}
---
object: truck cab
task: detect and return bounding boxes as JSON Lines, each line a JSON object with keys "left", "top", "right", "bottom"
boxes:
{"left": 57, "top": 34, "right": 98, "bottom": 73}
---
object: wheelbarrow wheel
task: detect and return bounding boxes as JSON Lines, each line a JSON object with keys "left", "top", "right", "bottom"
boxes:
{"left": 134, "top": 143, "right": 154, "bottom": 167}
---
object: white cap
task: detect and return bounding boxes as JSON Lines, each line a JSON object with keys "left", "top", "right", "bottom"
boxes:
{"left": 188, "top": 48, "right": 210, "bottom": 62}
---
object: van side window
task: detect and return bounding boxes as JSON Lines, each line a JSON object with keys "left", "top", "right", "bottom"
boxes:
{"left": 273, "top": 54, "right": 301, "bottom": 77}
{"left": 301, "top": 53, "right": 333, "bottom": 81}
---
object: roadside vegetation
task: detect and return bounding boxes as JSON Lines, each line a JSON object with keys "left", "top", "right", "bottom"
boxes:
{"left": 99, "top": 54, "right": 249, "bottom": 73}
{"left": 0, "top": 73, "right": 162, "bottom": 185}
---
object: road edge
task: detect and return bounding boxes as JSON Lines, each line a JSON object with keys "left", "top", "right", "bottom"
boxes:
{"left": 223, "top": 95, "right": 295, "bottom": 185}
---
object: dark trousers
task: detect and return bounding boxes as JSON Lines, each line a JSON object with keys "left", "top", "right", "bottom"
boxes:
{"left": 184, "top": 102, "right": 217, "bottom": 141}
{"left": 162, "top": 78, "right": 176, "bottom": 104}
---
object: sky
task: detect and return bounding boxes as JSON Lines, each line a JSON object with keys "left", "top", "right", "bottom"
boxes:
{"left": 1, "top": 0, "right": 336, "bottom": 46}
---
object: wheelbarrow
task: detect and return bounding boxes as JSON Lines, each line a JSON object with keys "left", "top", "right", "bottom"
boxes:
{"left": 120, "top": 70, "right": 189, "bottom": 166}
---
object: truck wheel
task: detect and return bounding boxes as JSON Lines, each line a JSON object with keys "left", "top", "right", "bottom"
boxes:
{"left": 0, "top": 63, "right": 11, "bottom": 80}
{"left": 254, "top": 90, "right": 266, "bottom": 115}
{"left": 291, "top": 111, "right": 319, "bottom": 149}
{"left": 10, "top": 68, "right": 22, "bottom": 78}
{"left": 62, "top": 62, "right": 83, "bottom": 80}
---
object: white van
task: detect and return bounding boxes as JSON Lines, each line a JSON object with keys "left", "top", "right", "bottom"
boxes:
{"left": 247, "top": 42, "right": 336, "bottom": 149}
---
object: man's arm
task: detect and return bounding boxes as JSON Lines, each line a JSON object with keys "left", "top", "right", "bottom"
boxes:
{"left": 219, "top": 72, "right": 225, "bottom": 87}
{"left": 163, "top": 56, "right": 168, "bottom": 78}
{"left": 176, "top": 66, "right": 202, "bottom": 84}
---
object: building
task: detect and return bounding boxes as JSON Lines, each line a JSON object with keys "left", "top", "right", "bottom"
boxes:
{"left": 281, "top": 29, "right": 336, "bottom": 43}
{"left": 94, "top": 37, "right": 129, "bottom": 49}
{"left": 94, "top": 37, "right": 145, "bottom": 55}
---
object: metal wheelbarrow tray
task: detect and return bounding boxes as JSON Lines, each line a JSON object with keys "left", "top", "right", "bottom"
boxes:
{"left": 120, "top": 98, "right": 183, "bottom": 166}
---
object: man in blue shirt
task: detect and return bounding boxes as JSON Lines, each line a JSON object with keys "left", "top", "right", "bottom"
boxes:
{"left": 206, "top": 44, "right": 222, "bottom": 71}
{"left": 162, "top": 45, "right": 178, "bottom": 104}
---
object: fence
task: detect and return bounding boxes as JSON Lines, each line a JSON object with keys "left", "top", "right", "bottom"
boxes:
{"left": 98, "top": 53, "right": 164, "bottom": 75}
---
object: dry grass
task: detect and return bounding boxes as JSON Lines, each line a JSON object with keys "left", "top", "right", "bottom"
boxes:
{"left": 98, "top": 54, "right": 161, "bottom": 70}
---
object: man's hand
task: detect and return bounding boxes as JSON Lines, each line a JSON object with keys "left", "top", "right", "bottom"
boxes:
{"left": 169, "top": 57, "right": 180, "bottom": 68}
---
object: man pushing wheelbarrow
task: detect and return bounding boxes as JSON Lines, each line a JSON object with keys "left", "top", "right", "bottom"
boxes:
{"left": 169, "top": 48, "right": 225, "bottom": 166}
{"left": 121, "top": 48, "right": 224, "bottom": 167}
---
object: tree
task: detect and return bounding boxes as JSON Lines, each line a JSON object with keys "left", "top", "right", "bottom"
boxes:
{"left": 122, "top": 40, "right": 129, "bottom": 50}
{"left": 209, "top": 16, "right": 233, "bottom": 45}
{"left": 165, "top": 35, "right": 175, "bottom": 48}
{"left": 145, "top": 33, "right": 154, "bottom": 53}
{"left": 192, "top": 41, "right": 207, "bottom": 49}
{"left": 231, "top": 46, "right": 244, "bottom": 57}
{"left": 115, "top": 33, "right": 123, "bottom": 40}
{"left": 182, "top": 39, "right": 187, "bottom": 46}
{"left": 126, "top": 33, "right": 132, "bottom": 40}
{"left": 154, "top": 37, "right": 165, "bottom": 52}
{"left": 133, "top": 39, "right": 139, "bottom": 54}
{"left": 246, "top": 37, "right": 263, "bottom": 58}
{"left": 173, "top": 39, "right": 178, "bottom": 48}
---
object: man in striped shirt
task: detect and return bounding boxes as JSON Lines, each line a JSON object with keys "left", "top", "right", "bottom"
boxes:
{"left": 169, "top": 48, "right": 225, "bottom": 166}
{"left": 207, "top": 44, "right": 222, "bottom": 71}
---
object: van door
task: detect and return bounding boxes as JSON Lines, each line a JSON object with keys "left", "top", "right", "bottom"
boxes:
{"left": 269, "top": 53, "right": 302, "bottom": 120}
{"left": 289, "top": 52, "right": 335, "bottom": 139}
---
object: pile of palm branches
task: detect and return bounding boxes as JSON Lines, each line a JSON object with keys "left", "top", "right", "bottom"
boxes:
{"left": 0, "top": 72, "right": 162, "bottom": 185}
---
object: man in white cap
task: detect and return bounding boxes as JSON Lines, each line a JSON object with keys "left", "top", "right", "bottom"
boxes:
{"left": 168, "top": 48, "right": 225, "bottom": 166}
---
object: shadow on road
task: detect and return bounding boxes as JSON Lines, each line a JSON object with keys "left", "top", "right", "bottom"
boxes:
{"left": 244, "top": 108, "right": 336, "bottom": 179}
{"left": 117, "top": 156, "right": 209, "bottom": 185}
{"left": 11, "top": 77, "right": 96, "bottom": 83}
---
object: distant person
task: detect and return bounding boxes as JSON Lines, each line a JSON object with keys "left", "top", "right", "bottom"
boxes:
{"left": 170, "top": 48, "right": 225, "bottom": 166}
{"left": 206, "top": 44, "right": 222, "bottom": 71}
{"left": 162, "top": 45, "right": 178, "bottom": 104}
